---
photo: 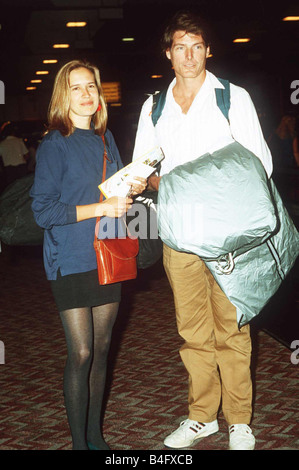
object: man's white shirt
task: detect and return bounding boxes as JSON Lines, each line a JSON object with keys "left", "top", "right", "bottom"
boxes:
{"left": 132, "top": 70, "right": 273, "bottom": 177}
{"left": 0, "top": 135, "right": 28, "bottom": 167}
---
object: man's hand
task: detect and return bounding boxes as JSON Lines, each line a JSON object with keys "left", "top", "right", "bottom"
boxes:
{"left": 147, "top": 175, "right": 161, "bottom": 191}
{"left": 127, "top": 176, "right": 147, "bottom": 196}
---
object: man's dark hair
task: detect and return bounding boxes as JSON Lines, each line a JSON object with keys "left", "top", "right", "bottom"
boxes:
{"left": 161, "top": 10, "right": 211, "bottom": 52}
{"left": 1, "top": 122, "right": 17, "bottom": 138}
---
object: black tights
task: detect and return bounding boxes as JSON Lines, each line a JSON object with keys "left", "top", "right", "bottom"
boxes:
{"left": 60, "top": 302, "right": 119, "bottom": 450}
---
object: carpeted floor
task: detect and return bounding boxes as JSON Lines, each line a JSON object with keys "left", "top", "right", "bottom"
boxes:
{"left": 0, "top": 244, "right": 298, "bottom": 451}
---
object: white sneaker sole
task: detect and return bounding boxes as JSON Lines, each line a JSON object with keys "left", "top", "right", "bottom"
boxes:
{"left": 164, "top": 423, "right": 219, "bottom": 449}
{"left": 229, "top": 441, "right": 255, "bottom": 450}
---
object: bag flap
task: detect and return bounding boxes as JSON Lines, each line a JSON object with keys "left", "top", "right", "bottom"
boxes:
{"left": 96, "top": 237, "right": 139, "bottom": 259}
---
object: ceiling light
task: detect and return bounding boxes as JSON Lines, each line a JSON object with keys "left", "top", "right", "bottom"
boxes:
{"left": 66, "top": 22, "right": 87, "bottom": 27}
{"left": 282, "top": 16, "right": 299, "bottom": 21}
{"left": 31, "top": 80, "right": 42, "bottom": 83}
{"left": 43, "top": 59, "right": 58, "bottom": 64}
{"left": 151, "top": 75, "right": 163, "bottom": 79}
{"left": 36, "top": 71, "right": 49, "bottom": 75}
{"left": 26, "top": 87, "right": 36, "bottom": 90}
{"left": 53, "top": 44, "right": 70, "bottom": 48}
{"left": 122, "top": 37, "right": 134, "bottom": 42}
{"left": 233, "top": 38, "right": 251, "bottom": 43}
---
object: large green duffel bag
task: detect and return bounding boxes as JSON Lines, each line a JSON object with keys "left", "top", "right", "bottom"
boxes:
{"left": 0, "top": 174, "right": 44, "bottom": 246}
{"left": 158, "top": 142, "right": 299, "bottom": 326}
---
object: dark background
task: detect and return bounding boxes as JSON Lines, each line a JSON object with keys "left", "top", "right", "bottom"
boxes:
{"left": 1, "top": 0, "right": 299, "bottom": 154}
{"left": 0, "top": 0, "right": 298, "bottom": 347}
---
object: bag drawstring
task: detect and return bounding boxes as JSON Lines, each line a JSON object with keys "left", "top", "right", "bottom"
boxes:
{"left": 215, "top": 252, "right": 235, "bottom": 275}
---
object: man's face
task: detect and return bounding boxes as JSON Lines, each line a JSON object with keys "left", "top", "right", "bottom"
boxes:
{"left": 166, "top": 30, "right": 210, "bottom": 80}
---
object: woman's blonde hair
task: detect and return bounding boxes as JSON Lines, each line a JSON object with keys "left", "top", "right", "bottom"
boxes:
{"left": 47, "top": 60, "right": 107, "bottom": 136}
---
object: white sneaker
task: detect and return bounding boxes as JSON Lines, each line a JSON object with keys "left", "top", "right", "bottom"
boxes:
{"left": 164, "top": 419, "right": 219, "bottom": 449}
{"left": 229, "top": 424, "right": 255, "bottom": 450}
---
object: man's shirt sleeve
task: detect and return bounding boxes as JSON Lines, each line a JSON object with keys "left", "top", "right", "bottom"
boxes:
{"left": 229, "top": 85, "right": 273, "bottom": 177}
{"left": 132, "top": 95, "right": 158, "bottom": 161}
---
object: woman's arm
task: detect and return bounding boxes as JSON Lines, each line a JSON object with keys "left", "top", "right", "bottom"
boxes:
{"left": 76, "top": 196, "right": 133, "bottom": 222}
{"left": 76, "top": 175, "right": 147, "bottom": 222}
{"left": 30, "top": 139, "right": 78, "bottom": 229}
{"left": 31, "top": 136, "right": 147, "bottom": 228}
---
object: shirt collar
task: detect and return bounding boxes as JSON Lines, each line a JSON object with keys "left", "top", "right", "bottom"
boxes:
{"left": 206, "top": 70, "right": 226, "bottom": 89}
{"left": 164, "top": 71, "right": 226, "bottom": 116}
{"left": 167, "top": 70, "right": 224, "bottom": 100}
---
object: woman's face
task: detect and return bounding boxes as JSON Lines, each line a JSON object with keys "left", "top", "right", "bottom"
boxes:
{"left": 68, "top": 67, "right": 99, "bottom": 128}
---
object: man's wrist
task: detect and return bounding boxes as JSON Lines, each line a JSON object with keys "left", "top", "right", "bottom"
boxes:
{"left": 147, "top": 175, "right": 161, "bottom": 191}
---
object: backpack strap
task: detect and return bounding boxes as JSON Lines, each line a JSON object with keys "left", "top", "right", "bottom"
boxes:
{"left": 215, "top": 78, "right": 231, "bottom": 122}
{"left": 151, "top": 89, "right": 167, "bottom": 126}
{"left": 151, "top": 77, "right": 231, "bottom": 126}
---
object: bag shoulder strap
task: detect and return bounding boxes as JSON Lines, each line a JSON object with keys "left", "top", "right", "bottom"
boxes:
{"left": 94, "top": 136, "right": 108, "bottom": 240}
{"left": 99, "top": 135, "right": 108, "bottom": 203}
{"left": 151, "top": 77, "right": 231, "bottom": 126}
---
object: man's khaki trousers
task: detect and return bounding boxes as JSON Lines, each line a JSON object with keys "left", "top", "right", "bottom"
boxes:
{"left": 163, "top": 244, "right": 253, "bottom": 425}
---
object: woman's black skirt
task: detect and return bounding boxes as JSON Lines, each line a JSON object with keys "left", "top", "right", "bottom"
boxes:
{"left": 50, "top": 269, "right": 121, "bottom": 312}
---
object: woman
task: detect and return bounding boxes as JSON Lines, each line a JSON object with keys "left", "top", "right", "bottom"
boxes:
{"left": 30, "top": 60, "right": 146, "bottom": 450}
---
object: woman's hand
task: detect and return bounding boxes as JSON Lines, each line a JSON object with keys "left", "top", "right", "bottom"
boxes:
{"left": 76, "top": 179, "right": 146, "bottom": 223}
{"left": 96, "top": 196, "right": 133, "bottom": 218}
{"left": 127, "top": 176, "right": 147, "bottom": 196}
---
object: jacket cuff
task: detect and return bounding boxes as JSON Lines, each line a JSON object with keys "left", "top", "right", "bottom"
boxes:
{"left": 66, "top": 204, "right": 77, "bottom": 224}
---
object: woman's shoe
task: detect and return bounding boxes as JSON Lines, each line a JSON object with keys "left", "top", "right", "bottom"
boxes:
{"left": 87, "top": 441, "right": 99, "bottom": 450}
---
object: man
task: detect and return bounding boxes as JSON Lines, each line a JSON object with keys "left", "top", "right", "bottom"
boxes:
{"left": 0, "top": 122, "right": 29, "bottom": 189}
{"left": 132, "top": 11, "right": 272, "bottom": 450}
